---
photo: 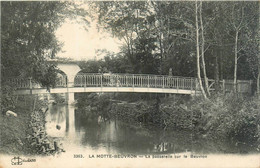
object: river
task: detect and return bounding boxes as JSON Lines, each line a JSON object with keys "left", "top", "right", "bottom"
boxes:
{"left": 45, "top": 103, "right": 252, "bottom": 155}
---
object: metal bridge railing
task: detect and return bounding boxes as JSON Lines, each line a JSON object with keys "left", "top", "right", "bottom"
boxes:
{"left": 6, "top": 78, "right": 35, "bottom": 89}
{"left": 7, "top": 73, "right": 198, "bottom": 91}
{"left": 74, "top": 73, "right": 198, "bottom": 91}
{"left": 6, "top": 73, "right": 252, "bottom": 94}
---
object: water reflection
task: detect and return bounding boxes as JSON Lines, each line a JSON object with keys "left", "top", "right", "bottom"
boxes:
{"left": 66, "top": 105, "right": 76, "bottom": 138}
{"left": 45, "top": 104, "right": 196, "bottom": 154}
{"left": 45, "top": 105, "right": 66, "bottom": 137}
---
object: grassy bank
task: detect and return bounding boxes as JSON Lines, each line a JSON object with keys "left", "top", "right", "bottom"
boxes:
{"left": 0, "top": 96, "right": 35, "bottom": 155}
{"left": 0, "top": 95, "right": 64, "bottom": 156}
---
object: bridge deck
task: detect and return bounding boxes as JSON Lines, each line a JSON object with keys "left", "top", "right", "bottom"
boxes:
{"left": 14, "top": 87, "right": 198, "bottom": 95}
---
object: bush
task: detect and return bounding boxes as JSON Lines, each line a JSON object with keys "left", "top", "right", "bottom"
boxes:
{"left": 0, "top": 82, "right": 17, "bottom": 114}
{"left": 189, "top": 94, "right": 259, "bottom": 150}
{"left": 160, "top": 104, "right": 191, "bottom": 130}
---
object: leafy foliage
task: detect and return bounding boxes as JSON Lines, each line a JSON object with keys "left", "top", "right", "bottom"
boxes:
{"left": 1, "top": 1, "right": 88, "bottom": 111}
{"left": 1, "top": 1, "right": 88, "bottom": 83}
{"left": 189, "top": 94, "right": 259, "bottom": 150}
{"left": 79, "top": 53, "right": 133, "bottom": 74}
{"left": 90, "top": 1, "right": 259, "bottom": 91}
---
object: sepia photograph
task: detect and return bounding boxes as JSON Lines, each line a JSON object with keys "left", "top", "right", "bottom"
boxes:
{"left": 0, "top": 0, "right": 259, "bottom": 167}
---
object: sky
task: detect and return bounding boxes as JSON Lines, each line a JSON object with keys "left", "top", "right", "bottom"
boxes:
{"left": 55, "top": 19, "right": 122, "bottom": 61}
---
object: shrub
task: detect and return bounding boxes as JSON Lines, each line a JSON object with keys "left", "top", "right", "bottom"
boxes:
{"left": 190, "top": 94, "right": 259, "bottom": 150}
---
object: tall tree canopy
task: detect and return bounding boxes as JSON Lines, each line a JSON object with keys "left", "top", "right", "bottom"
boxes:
{"left": 1, "top": 1, "right": 88, "bottom": 87}
{"left": 90, "top": 1, "right": 259, "bottom": 95}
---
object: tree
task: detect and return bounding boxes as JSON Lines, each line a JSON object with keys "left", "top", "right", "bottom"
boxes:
{"left": 149, "top": 1, "right": 197, "bottom": 76}
{"left": 199, "top": 1, "right": 210, "bottom": 96}
{"left": 91, "top": 1, "right": 258, "bottom": 96}
{"left": 1, "top": 1, "right": 88, "bottom": 112}
{"left": 224, "top": 2, "right": 258, "bottom": 92}
{"left": 195, "top": 0, "right": 207, "bottom": 98}
{"left": 1, "top": 1, "right": 88, "bottom": 87}
{"left": 246, "top": 21, "right": 260, "bottom": 98}
{"left": 92, "top": 1, "right": 163, "bottom": 74}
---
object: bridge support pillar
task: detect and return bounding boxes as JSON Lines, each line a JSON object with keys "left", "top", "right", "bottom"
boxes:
{"left": 66, "top": 92, "right": 75, "bottom": 104}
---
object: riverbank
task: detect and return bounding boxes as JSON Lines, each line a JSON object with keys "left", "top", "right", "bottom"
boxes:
{"left": 0, "top": 95, "right": 64, "bottom": 156}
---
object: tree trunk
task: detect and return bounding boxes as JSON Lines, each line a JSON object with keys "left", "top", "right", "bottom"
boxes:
{"left": 195, "top": 1, "right": 207, "bottom": 99}
{"left": 159, "top": 32, "right": 164, "bottom": 74}
{"left": 220, "top": 45, "right": 223, "bottom": 80}
{"left": 257, "top": 63, "right": 260, "bottom": 99}
{"left": 234, "top": 30, "right": 238, "bottom": 93}
{"left": 257, "top": 72, "right": 260, "bottom": 98}
{"left": 215, "top": 54, "right": 220, "bottom": 92}
{"left": 256, "top": 2, "right": 260, "bottom": 100}
{"left": 199, "top": 0, "right": 210, "bottom": 96}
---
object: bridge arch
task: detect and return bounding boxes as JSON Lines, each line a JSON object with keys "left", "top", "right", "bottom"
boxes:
{"left": 55, "top": 62, "right": 81, "bottom": 104}
{"left": 56, "top": 62, "right": 81, "bottom": 87}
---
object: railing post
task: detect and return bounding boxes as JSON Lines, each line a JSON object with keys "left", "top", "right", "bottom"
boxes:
{"left": 29, "top": 78, "right": 32, "bottom": 94}
{"left": 96, "top": 75, "right": 98, "bottom": 87}
{"left": 79, "top": 75, "right": 82, "bottom": 87}
{"left": 84, "top": 75, "right": 86, "bottom": 89}
{"left": 29, "top": 78, "right": 32, "bottom": 89}
{"left": 81, "top": 75, "right": 83, "bottom": 87}
{"left": 191, "top": 78, "right": 193, "bottom": 91}
{"left": 177, "top": 77, "right": 179, "bottom": 90}
{"left": 162, "top": 76, "right": 164, "bottom": 88}
{"left": 222, "top": 79, "right": 225, "bottom": 94}
{"left": 148, "top": 75, "right": 150, "bottom": 88}
{"left": 155, "top": 76, "right": 157, "bottom": 87}
{"left": 133, "top": 74, "right": 134, "bottom": 87}
{"left": 101, "top": 74, "right": 103, "bottom": 88}
{"left": 116, "top": 75, "right": 118, "bottom": 88}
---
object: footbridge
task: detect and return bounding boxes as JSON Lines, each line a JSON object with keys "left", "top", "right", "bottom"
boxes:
{"left": 8, "top": 73, "right": 203, "bottom": 101}
{"left": 7, "top": 62, "right": 252, "bottom": 103}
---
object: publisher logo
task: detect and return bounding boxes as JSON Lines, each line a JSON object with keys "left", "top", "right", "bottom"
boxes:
{"left": 11, "top": 156, "right": 23, "bottom": 165}
{"left": 11, "top": 156, "right": 36, "bottom": 165}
